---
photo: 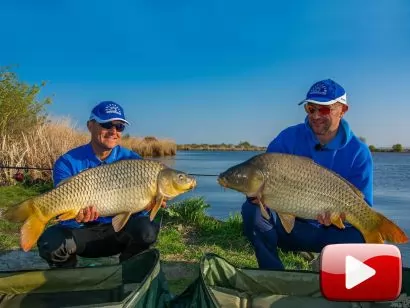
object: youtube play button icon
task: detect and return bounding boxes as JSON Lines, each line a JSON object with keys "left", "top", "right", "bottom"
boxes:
{"left": 345, "top": 255, "right": 376, "bottom": 289}
{"left": 320, "top": 244, "right": 402, "bottom": 302}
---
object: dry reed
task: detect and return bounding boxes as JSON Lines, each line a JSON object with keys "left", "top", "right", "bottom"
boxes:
{"left": 123, "top": 136, "right": 176, "bottom": 157}
{"left": 0, "top": 119, "right": 176, "bottom": 185}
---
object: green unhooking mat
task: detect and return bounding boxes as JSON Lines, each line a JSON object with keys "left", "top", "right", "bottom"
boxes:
{"left": 0, "top": 248, "right": 171, "bottom": 308}
{"left": 170, "top": 253, "right": 410, "bottom": 308}
{"left": 0, "top": 249, "right": 408, "bottom": 308}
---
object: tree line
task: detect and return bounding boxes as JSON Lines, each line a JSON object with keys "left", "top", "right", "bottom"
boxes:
{"left": 359, "top": 137, "right": 406, "bottom": 153}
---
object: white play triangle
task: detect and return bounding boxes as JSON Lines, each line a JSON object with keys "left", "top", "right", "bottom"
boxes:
{"left": 345, "top": 255, "right": 376, "bottom": 289}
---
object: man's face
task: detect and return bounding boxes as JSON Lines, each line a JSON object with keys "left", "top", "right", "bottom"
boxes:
{"left": 87, "top": 120, "right": 126, "bottom": 150}
{"left": 304, "top": 102, "right": 347, "bottom": 136}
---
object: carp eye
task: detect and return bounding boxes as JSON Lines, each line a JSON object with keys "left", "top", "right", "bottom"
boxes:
{"left": 178, "top": 174, "right": 185, "bottom": 180}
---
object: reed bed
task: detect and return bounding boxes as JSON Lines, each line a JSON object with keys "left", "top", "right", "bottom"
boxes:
{"left": 0, "top": 119, "right": 176, "bottom": 185}
{"left": 121, "top": 136, "right": 176, "bottom": 157}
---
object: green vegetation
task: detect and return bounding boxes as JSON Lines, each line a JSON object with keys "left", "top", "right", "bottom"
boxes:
{"left": 358, "top": 136, "right": 408, "bottom": 153}
{"left": 392, "top": 144, "right": 404, "bottom": 152}
{"left": 177, "top": 141, "right": 266, "bottom": 151}
{"left": 179, "top": 136, "right": 409, "bottom": 154}
{"left": 156, "top": 197, "right": 309, "bottom": 269}
{"left": 0, "top": 66, "right": 52, "bottom": 137}
{"left": 368, "top": 143, "right": 408, "bottom": 153}
{"left": 178, "top": 140, "right": 410, "bottom": 153}
{"left": 0, "top": 183, "right": 53, "bottom": 251}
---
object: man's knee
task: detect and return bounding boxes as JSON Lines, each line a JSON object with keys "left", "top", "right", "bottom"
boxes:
{"left": 241, "top": 199, "right": 255, "bottom": 222}
{"left": 139, "top": 222, "right": 159, "bottom": 245}
{"left": 37, "top": 225, "right": 77, "bottom": 267}
{"left": 241, "top": 199, "right": 274, "bottom": 234}
{"left": 124, "top": 216, "right": 160, "bottom": 246}
{"left": 241, "top": 200, "right": 256, "bottom": 238}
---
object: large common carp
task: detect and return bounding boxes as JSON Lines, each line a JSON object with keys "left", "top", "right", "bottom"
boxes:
{"left": 217, "top": 153, "right": 408, "bottom": 244}
{"left": 2, "top": 159, "right": 197, "bottom": 252}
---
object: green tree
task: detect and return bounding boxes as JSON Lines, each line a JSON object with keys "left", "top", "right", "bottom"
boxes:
{"left": 238, "top": 141, "right": 251, "bottom": 148}
{"left": 368, "top": 145, "right": 377, "bottom": 152}
{"left": 0, "top": 66, "right": 52, "bottom": 137}
{"left": 392, "top": 144, "right": 403, "bottom": 152}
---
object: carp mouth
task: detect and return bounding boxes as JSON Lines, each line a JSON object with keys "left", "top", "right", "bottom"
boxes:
{"left": 188, "top": 178, "right": 197, "bottom": 190}
{"left": 217, "top": 177, "right": 227, "bottom": 188}
{"left": 217, "top": 165, "right": 265, "bottom": 195}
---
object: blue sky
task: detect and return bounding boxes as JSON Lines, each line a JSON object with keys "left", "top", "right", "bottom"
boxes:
{"left": 1, "top": 0, "right": 409, "bottom": 147}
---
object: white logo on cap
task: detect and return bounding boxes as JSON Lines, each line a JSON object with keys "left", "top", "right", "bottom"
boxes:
{"left": 309, "top": 83, "right": 328, "bottom": 96}
{"left": 105, "top": 103, "right": 122, "bottom": 115}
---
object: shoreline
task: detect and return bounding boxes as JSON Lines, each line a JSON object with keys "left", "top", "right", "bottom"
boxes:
{"left": 176, "top": 147, "right": 266, "bottom": 152}
{"left": 176, "top": 147, "right": 410, "bottom": 153}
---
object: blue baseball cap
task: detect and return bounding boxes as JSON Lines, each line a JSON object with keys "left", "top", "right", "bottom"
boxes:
{"left": 298, "top": 79, "right": 347, "bottom": 106}
{"left": 89, "top": 101, "right": 130, "bottom": 125}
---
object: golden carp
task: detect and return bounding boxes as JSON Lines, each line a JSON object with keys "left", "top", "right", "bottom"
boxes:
{"left": 217, "top": 152, "right": 408, "bottom": 244}
{"left": 2, "top": 159, "right": 197, "bottom": 252}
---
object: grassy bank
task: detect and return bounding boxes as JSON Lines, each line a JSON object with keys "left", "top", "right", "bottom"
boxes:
{"left": 0, "top": 119, "right": 176, "bottom": 185}
{"left": 0, "top": 184, "right": 310, "bottom": 293}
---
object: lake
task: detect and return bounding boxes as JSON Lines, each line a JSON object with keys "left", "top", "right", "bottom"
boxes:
{"left": 156, "top": 150, "right": 410, "bottom": 267}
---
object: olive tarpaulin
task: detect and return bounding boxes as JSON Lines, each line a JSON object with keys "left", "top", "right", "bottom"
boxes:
{"left": 170, "top": 252, "right": 410, "bottom": 308}
{"left": 0, "top": 249, "right": 170, "bottom": 308}
{"left": 0, "top": 249, "right": 409, "bottom": 308}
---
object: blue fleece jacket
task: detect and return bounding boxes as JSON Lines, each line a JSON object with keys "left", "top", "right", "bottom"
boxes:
{"left": 266, "top": 117, "right": 374, "bottom": 227}
{"left": 52, "top": 143, "right": 147, "bottom": 228}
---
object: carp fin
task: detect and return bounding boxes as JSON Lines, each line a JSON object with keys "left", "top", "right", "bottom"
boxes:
{"left": 258, "top": 197, "right": 270, "bottom": 220}
{"left": 363, "top": 231, "right": 384, "bottom": 244}
{"left": 56, "top": 210, "right": 79, "bottom": 221}
{"left": 3, "top": 199, "right": 35, "bottom": 223}
{"left": 277, "top": 213, "right": 296, "bottom": 233}
{"left": 259, "top": 203, "right": 270, "bottom": 220}
{"left": 246, "top": 180, "right": 270, "bottom": 220}
{"left": 247, "top": 178, "right": 265, "bottom": 199}
{"left": 330, "top": 214, "right": 346, "bottom": 229}
{"left": 112, "top": 212, "right": 131, "bottom": 232}
{"left": 149, "top": 195, "right": 164, "bottom": 222}
{"left": 20, "top": 215, "right": 47, "bottom": 252}
{"left": 6, "top": 199, "right": 48, "bottom": 251}
{"left": 363, "top": 211, "right": 409, "bottom": 244}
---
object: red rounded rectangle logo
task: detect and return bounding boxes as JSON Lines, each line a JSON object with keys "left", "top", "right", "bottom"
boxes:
{"left": 320, "top": 243, "right": 402, "bottom": 302}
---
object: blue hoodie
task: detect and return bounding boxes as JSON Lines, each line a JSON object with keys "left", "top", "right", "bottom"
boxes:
{"left": 266, "top": 117, "right": 374, "bottom": 227}
{"left": 52, "top": 143, "right": 147, "bottom": 228}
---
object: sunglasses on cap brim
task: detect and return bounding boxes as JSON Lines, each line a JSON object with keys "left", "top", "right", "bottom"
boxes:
{"left": 98, "top": 122, "right": 126, "bottom": 132}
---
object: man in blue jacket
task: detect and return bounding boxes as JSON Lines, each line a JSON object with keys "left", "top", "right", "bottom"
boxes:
{"left": 241, "top": 79, "right": 374, "bottom": 270}
{"left": 37, "top": 101, "right": 165, "bottom": 268}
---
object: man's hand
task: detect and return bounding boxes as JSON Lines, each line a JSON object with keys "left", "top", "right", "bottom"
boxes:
{"left": 76, "top": 206, "right": 99, "bottom": 223}
{"left": 146, "top": 199, "right": 167, "bottom": 211}
{"left": 317, "top": 211, "right": 346, "bottom": 226}
{"left": 75, "top": 201, "right": 166, "bottom": 223}
{"left": 248, "top": 197, "right": 261, "bottom": 205}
